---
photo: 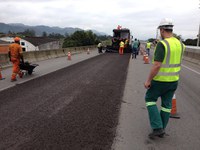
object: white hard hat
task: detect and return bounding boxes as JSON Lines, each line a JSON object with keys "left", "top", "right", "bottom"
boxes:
{"left": 158, "top": 18, "right": 174, "bottom": 29}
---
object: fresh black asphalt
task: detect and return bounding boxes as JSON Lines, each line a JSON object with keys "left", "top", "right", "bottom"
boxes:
{"left": 0, "top": 53, "right": 130, "bottom": 150}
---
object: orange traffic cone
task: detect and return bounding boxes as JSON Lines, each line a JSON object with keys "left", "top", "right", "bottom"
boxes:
{"left": 170, "top": 94, "right": 180, "bottom": 119}
{"left": 87, "top": 48, "right": 90, "bottom": 54}
{"left": 143, "top": 54, "right": 147, "bottom": 61}
{"left": 144, "top": 55, "right": 149, "bottom": 64}
{"left": 143, "top": 55, "right": 145, "bottom": 61}
{"left": 0, "top": 66, "right": 5, "bottom": 80}
{"left": 67, "top": 52, "right": 71, "bottom": 60}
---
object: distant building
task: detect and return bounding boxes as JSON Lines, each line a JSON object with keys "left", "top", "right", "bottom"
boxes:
{"left": 0, "top": 37, "right": 61, "bottom": 52}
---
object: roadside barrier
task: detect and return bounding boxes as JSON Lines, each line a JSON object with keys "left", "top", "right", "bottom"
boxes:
{"left": 0, "top": 65, "right": 5, "bottom": 80}
{"left": 183, "top": 46, "right": 200, "bottom": 65}
{"left": 170, "top": 94, "right": 180, "bottom": 119}
{"left": 0, "top": 45, "right": 97, "bottom": 68}
{"left": 140, "top": 43, "right": 200, "bottom": 65}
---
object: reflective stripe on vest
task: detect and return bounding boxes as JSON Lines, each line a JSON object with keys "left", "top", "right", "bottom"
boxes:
{"left": 153, "top": 37, "right": 185, "bottom": 82}
{"left": 161, "top": 107, "right": 171, "bottom": 113}
{"left": 146, "top": 102, "right": 156, "bottom": 107}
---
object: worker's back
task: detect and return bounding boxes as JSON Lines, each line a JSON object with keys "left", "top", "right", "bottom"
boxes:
{"left": 132, "top": 40, "right": 139, "bottom": 48}
{"left": 9, "top": 43, "right": 22, "bottom": 59}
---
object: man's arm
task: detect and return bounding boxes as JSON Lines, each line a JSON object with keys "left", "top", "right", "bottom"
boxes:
{"left": 144, "top": 41, "right": 165, "bottom": 89}
{"left": 144, "top": 61, "right": 162, "bottom": 89}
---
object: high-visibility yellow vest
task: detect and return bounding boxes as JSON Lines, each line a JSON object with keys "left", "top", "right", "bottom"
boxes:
{"left": 153, "top": 37, "right": 185, "bottom": 82}
{"left": 146, "top": 42, "right": 151, "bottom": 49}
{"left": 120, "top": 41, "right": 125, "bottom": 48}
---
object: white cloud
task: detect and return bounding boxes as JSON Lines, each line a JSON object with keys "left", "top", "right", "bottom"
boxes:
{"left": 0, "top": 0, "right": 199, "bottom": 39}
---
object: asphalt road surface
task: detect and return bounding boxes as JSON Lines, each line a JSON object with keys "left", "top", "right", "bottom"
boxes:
{"left": 0, "top": 53, "right": 130, "bottom": 150}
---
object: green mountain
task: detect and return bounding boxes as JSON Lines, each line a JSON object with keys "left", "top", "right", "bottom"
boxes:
{"left": 0, "top": 23, "right": 106, "bottom": 36}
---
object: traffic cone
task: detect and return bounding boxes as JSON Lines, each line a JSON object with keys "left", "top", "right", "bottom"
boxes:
{"left": 143, "top": 54, "right": 147, "bottom": 61}
{"left": 143, "top": 55, "right": 145, "bottom": 61}
{"left": 87, "top": 48, "right": 90, "bottom": 54}
{"left": 67, "top": 52, "right": 71, "bottom": 60}
{"left": 144, "top": 55, "right": 149, "bottom": 64}
{"left": 0, "top": 66, "right": 5, "bottom": 80}
{"left": 170, "top": 94, "right": 180, "bottom": 119}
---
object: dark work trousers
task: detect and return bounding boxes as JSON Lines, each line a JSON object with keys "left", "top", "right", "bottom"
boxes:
{"left": 98, "top": 47, "right": 102, "bottom": 53}
{"left": 132, "top": 47, "right": 137, "bottom": 59}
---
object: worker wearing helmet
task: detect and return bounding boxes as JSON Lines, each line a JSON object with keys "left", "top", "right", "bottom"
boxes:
{"left": 146, "top": 41, "right": 151, "bottom": 56}
{"left": 8, "top": 37, "right": 24, "bottom": 82}
{"left": 144, "top": 18, "right": 185, "bottom": 138}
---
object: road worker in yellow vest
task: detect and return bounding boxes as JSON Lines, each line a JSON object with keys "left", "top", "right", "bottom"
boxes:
{"left": 146, "top": 41, "right": 151, "bottom": 56}
{"left": 144, "top": 18, "right": 185, "bottom": 138}
{"left": 124, "top": 38, "right": 129, "bottom": 49}
{"left": 119, "top": 40, "right": 125, "bottom": 55}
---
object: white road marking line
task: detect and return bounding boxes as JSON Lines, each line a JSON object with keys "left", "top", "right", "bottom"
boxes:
{"left": 182, "top": 64, "right": 200, "bottom": 75}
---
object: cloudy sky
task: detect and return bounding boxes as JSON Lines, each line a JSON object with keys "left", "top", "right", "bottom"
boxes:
{"left": 0, "top": 0, "right": 199, "bottom": 40}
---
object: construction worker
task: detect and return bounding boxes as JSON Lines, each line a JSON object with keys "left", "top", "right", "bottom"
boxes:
{"left": 8, "top": 37, "right": 24, "bottom": 82}
{"left": 124, "top": 39, "right": 129, "bottom": 49}
{"left": 119, "top": 40, "right": 125, "bottom": 55}
{"left": 146, "top": 41, "right": 151, "bottom": 56}
{"left": 132, "top": 38, "right": 139, "bottom": 59}
{"left": 97, "top": 42, "right": 103, "bottom": 53}
{"left": 144, "top": 18, "right": 185, "bottom": 138}
{"left": 137, "top": 39, "right": 141, "bottom": 55}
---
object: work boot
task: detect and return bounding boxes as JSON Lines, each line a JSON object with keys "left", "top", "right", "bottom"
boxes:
{"left": 148, "top": 128, "right": 165, "bottom": 138}
{"left": 11, "top": 78, "right": 17, "bottom": 82}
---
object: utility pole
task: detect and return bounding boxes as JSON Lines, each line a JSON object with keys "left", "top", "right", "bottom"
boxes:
{"left": 197, "top": 24, "right": 200, "bottom": 47}
{"left": 198, "top": 1, "right": 200, "bottom": 46}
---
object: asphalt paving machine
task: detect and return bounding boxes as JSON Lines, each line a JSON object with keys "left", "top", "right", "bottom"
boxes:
{"left": 106, "top": 26, "right": 132, "bottom": 53}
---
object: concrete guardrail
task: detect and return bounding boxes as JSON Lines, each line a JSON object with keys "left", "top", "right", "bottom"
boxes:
{"left": 0, "top": 45, "right": 96, "bottom": 68}
{"left": 141, "top": 42, "right": 200, "bottom": 65}
{"left": 183, "top": 46, "right": 200, "bottom": 65}
{"left": 1, "top": 44, "right": 200, "bottom": 68}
